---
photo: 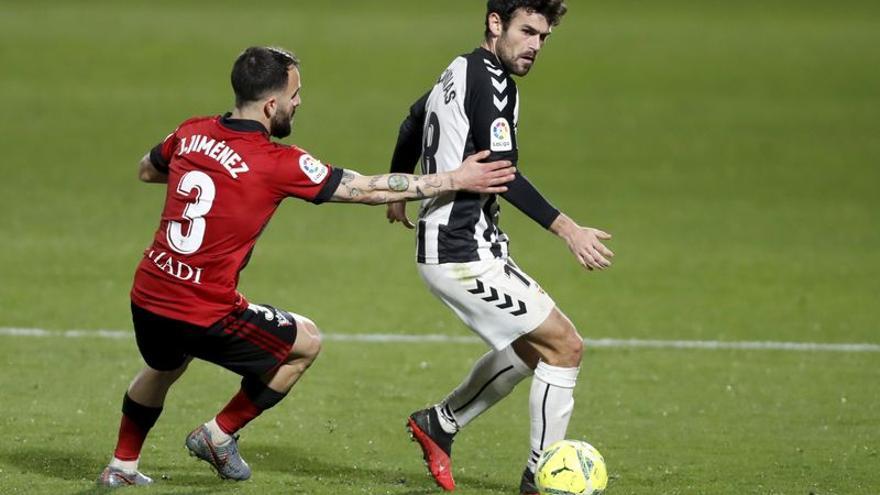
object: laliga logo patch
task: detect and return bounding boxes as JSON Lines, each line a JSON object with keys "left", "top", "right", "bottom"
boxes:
{"left": 490, "top": 118, "right": 512, "bottom": 152}
{"left": 299, "top": 154, "right": 328, "bottom": 184}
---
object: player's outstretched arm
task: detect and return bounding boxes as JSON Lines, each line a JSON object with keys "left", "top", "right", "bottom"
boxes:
{"left": 138, "top": 153, "right": 168, "bottom": 184}
{"left": 329, "top": 151, "right": 515, "bottom": 205}
{"left": 549, "top": 213, "right": 614, "bottom": 271}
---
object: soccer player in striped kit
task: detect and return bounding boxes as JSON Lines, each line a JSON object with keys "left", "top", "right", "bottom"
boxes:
{"left": 386, "top": 2, "right": 614, "bottom": 493}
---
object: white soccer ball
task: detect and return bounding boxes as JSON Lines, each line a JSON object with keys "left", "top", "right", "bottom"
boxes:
{"left": 535, "top": 439, "right": 608, "bottom": 495}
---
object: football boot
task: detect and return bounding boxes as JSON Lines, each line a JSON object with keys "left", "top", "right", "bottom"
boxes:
{"left": 185, "top": 424, "right": 251, "bottom": 481}
{"left": 407, "top": 407, "right": 456, "bottom": 491}
{"left": 519, "top": 467, "right": 538, "bottom": 495}
{"left": 96, "top": 465, "right": 153, "bottom": 488}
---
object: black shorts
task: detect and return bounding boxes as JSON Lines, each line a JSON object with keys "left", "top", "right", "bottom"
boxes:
{"left": 131, "top": 302, "right": 298, "bottom": 377}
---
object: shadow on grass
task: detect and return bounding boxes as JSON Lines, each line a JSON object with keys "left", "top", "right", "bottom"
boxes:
{"left": 0, "top": 446, "right": 105, "bottom": 482}
{"left": 0, "top": 443, "right": 511, "bottom": 494}
{"left": 246, "top": 442, "right": 512, "bottom": 494}
{"left": 0, "top": 446, "right": 234, "bottom": 495}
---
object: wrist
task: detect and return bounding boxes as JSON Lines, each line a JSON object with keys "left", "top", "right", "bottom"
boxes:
{"left": 549, "top": 213, "right": 578, "bottom": 239}
{"left": 442, "top": 170, "right": 459, "bottom": 192}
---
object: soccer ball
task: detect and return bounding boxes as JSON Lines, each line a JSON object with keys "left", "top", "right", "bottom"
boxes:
{"left": 535, "top": 439, "right": 608, "bottom": 495}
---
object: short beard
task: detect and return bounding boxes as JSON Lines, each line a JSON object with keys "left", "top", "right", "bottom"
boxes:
{"left": 496, "top": 37, "right": 527, "bottom": 76}
{"left": 506, "top": 60, "right": 530, "bottom": 77}
{"left": 269, "top": 111, "right": 293, "bottom": 138}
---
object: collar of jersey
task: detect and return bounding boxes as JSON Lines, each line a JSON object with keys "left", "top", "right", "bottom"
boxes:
{"left": 475, "top": 47, "right": 506, "bottom": 74}
{"left": 219, "top": 112, "right": 269, "bottom": 135}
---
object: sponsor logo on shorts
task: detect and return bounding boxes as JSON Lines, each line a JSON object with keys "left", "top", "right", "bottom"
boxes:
{"left": 248, "top": 304, "right": 294, "bottom": 327}
{"left": 275, "top": 310, "right": 292, "bottom": 327}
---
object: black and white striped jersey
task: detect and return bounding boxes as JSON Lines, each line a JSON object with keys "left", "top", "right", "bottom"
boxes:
{"left": 393, "top": 47, "right": 521, "bottom": 264}
{"left": 391, "top": 47, "right": 561, "bottom": 265}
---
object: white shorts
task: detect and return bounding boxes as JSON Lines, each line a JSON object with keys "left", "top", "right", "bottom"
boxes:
{"left": 418, "top": 258, "right": 556, "bottom": 350}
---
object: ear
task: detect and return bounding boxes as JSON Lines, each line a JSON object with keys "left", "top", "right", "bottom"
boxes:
{"left": 487, "top": 12, "right": 503, "bottom": 38}
{"left": 263, "top": 96, "right": 277, "bottom": 119}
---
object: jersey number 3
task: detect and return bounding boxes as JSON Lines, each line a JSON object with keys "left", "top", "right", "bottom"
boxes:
{"left": 167, "top": 171, "right": 215, "bottom": 254}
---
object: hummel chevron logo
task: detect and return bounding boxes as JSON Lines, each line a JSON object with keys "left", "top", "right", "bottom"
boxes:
{"left": 483, "top": 58, "right": 497, "bottom": 68}
{"left": 486, "top": 66, "right": 503, "bottom": 77}
{"left": 467, "top": 279, "right": 528, "bottom": 316}
{"left": 482, "top": 287, "right": 500, "bottom": 303}
{"left": 491, "top": 77, "right": 507, "bottom": 94}
{"left": 493, "top": 94, "right": 508, "bottom": 111}
{"left": 467, "top": 279, "right": 486, "bottom": 295}
{"left": 497, "top": 293, "right": 515, "bottom": 310}
{"left": 511, "top": 299, "right": 527, "bottom": 316}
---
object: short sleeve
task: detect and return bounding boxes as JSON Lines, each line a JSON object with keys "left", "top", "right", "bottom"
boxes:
{"left": 149, "top": 130, "right": 180, "bottom": 173}
{"left": 273, "top": 147, "right": 343, "bottom": 204}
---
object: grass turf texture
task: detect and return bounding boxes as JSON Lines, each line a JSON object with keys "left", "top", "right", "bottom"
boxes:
{"left": 0, "top": 0, "right": 878, "bottom": 493}
{"left": 1, "top": 336, "right": 878, "bottom": 494}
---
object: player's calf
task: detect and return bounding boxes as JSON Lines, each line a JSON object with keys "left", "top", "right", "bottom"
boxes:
{"left": 516, "top": 308, "right": 582, "bottom": 477}
{"left": 185, "top": 376, "right": 288, "bottom": 481}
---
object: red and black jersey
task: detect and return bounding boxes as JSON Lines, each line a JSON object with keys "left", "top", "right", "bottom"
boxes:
{"left": 131, "top": 114, "right": 342, "bottom": 327}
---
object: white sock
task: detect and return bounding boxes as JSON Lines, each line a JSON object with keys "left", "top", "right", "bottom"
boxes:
{"left": 205, "top": 418, "right": 232, "bottom": 445}
{"left": 109, "top": 457, "right": 139, "bottom": 473}
{"left": 527, "top": 361, "right": 579, "bottom": 472}
{"left": 436, "top": 346, "right": 533, "bottom": 434}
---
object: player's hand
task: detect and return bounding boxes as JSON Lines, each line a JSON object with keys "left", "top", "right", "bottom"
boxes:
{"left": 387, "top": 201, "right": 415, "bottom": 229}
{"left": 454, "top": 150, "right": 516, "bottom": 194}
{"left": 566, "top": 227, "right": 613, "bottom": 271}
{"left": 550, "top": 214, "right": 614, "bottom": 271}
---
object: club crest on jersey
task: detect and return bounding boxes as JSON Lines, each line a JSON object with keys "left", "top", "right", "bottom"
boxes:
{"left": 490, "top": 118, "right": 512, "bottom": 152}
{"left": 299, "top": 154, "right": 328, "bottom": 184}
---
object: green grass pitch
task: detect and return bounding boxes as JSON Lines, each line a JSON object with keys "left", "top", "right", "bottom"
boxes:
{"left": 0, "top": 1, "right": 878, "bottom": 493}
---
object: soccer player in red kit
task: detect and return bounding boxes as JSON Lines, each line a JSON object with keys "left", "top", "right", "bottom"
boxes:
{"left": 97, "top": 46, "right": 515, "bottom": 487}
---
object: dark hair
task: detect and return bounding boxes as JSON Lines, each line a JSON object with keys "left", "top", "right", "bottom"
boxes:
{"left": 484, "top": 0, "right": 567, "bottom": 38}
{"left": 231, "top": 46, "right": 299, "bottom": 106}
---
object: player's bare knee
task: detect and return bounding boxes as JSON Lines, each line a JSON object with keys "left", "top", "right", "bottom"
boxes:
{"left": 542, "top": 324, "right": 582, "bottom": 366}
{"left": 139, "top": 361, "right": 189, "bottom": 386}
{"left": 302, "top": 332, "right": 322, "bottom": 367}
{"left": 567, "top": 331, "right": 584, "bottom": 365}
{"left": 554, "top": 315, "right": 582, "bottom": 366}
{"left": 289, "top": 317, "right": 322, "bottom": 366}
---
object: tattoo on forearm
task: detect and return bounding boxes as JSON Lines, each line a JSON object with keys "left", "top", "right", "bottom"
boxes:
{"left": 368, "top": 175, "right": 381, "bottom": 189}
{"left": 341, "top": 170, "right": 355, "bottom": 184}
{"left": 422, "top": 174, "right": 443, "bottom": 188}
{"left": 334, "top": 168, "right": 454, "bottom": 203}
{"left": 388, "top": 174, "right": 409, "bottom": 192}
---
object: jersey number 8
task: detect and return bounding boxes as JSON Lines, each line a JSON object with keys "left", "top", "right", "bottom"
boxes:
{"left": 422, "top": 112, "right": 440, "bottom": 175}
